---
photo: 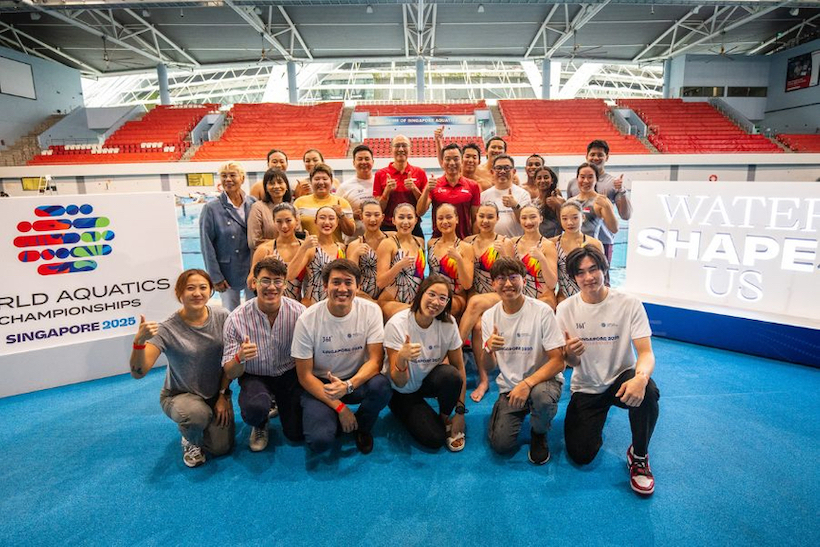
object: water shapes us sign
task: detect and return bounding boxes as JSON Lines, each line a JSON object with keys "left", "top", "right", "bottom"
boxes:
{"left": 1, "top": 192, "right": 183, "bottom": 355}
{"left": 623, "top": 181, "right": 820, "bottom": 329}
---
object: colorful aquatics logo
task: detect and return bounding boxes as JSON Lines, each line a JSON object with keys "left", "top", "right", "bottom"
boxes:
{"left": 14, "top": 204, "right": 115, "bottom": 275}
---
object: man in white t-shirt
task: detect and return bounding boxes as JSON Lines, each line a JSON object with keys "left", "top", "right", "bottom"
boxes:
{"left": 337, "top": 144, "right": 376, "bottom": 242}
{"left": 292, "top": 259, "right": 391, "bottom": 454}
{"left": 480, "top": 154, "right": 532, "bottom": 238}
{"left": 556, "top": 246, "right": 659, "bottom": 495}
{"left": 481, "top": 257, "right": 565, "bottom": 464}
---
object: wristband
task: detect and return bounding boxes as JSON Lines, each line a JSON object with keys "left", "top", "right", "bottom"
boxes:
{"left": 395, "top": 364, "right": 408, "bottom": 373}
{"left": 133, "top": 343, "right": 146, "bottom": 350}
{"left": 335, "top": 402, "right": 346, "bottom": 414}
{"left": 523, "top": 378, "right": 533, "bottom": 389}
{"left": 234, "top": 352, "right": 242, "bottom": 364}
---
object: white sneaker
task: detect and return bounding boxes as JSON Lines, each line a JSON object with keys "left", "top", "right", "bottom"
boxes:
{"left": 181, "top": 437, "right": 206, "bottom": 468}
{"left": 249, "top": 425, "right": 269, "bottom": 452}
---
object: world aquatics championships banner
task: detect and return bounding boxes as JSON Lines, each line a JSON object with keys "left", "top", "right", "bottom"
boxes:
{"left": 623, "top": 181, "right": 820, "bottom": 329}
{"left": 0, "top": 193, "right": 183, "bottom": 355}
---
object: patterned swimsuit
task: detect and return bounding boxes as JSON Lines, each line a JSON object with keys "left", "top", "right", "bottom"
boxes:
{"left": 514, "top": 235, "right": 544, "bottom": 298}
{"left": 428, "top": 238, "right": 462, "bottom": 293}
{"left": 271, "top": 240, "right": 303, "bottom": 301}
{"left": 555, "top": 235, "right": 586, "bottom": 297}
{"left": 389, "top": 235, "right": 426, "bottom": 304}
{"left": 304, "top": 244, "right": 345, "bottom": 303}
{"left": 357, "top": 235, "right": 382, "bottom": 299}
{"left": 471, "top": 234, "right": 500, "bottom": 294}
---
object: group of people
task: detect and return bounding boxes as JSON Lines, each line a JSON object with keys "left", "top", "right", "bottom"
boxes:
{"left": 133, "top": 134, "right": 660, "bottom": 496}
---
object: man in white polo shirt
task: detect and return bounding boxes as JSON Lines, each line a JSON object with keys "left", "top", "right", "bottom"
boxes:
{"left": 556, "top": 246, "right": 659, "bottom": 495}
{"left": 292, "top": 258, "right": 391, "bottom": 454}
{"left": 482, "top": 257, "right": 565, "bottom": 464}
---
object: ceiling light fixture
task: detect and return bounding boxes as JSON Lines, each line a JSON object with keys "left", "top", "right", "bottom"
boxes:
{"left": 254, "top": 7, "right": 263, "bottom": 15}
{"left": 693, "top": 6, "right": 700, "bottom": 15}
{"left": 478, "top": 4, "right": 485, "bottom": 13}
{"left": 366, "top": 5, "right": 373, "bottom": 14}
{"left": 141, "top": 9, "right": 150, "bottom": 18}
{"left": 789, "top": 8, "right": 799, "bottom": 16}
{"left": 30, "top": 12, "right": 41, "bottom": 20}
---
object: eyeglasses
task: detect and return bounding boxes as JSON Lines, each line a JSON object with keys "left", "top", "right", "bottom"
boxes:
{"left": 424, "top": 291, "right": 450, "bottom": 305}
{"left": 257, "top": 277, "right": 285, "bottom": 288}
{"left": 494, "top": 165, "right": 513, "bottom": 172}
{"left": 494, "top": 274, "right": 522, "bottom": 284}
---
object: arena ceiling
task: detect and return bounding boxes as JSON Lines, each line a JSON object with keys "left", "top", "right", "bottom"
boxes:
{"left": 0, "top": 1, "right": 818, "bottom": 77}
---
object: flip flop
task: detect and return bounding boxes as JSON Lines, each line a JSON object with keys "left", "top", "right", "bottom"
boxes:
{"left": 446, "top": 431, "right": 466, "bottom": 452}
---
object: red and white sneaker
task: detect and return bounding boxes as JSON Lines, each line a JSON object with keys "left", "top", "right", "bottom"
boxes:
{"left": 627, "top": 445, "right": 655, "bottom": 495}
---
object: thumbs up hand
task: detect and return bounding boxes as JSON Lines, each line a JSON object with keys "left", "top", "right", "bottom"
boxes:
{"left": 501, "top": 188, "right": 518, "bottom": 209}
{"left": 485, "top": 325, "right": 505, "bottom": 354}
{"left": 399, "top": 334, "right": 422, "bottom": 363}
{"left": 237, "top": 335, "right": 258, "bottom": 362}
{"left": 564, "top": 330, "right": 585, "bottom": 359}
{"left": 134, "top": 314, "right": 159, "bottom": 345}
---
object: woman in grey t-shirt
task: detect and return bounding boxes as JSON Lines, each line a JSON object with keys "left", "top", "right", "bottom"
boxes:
{"left": 129, "top": 269, "right": 234, "bottom": 468}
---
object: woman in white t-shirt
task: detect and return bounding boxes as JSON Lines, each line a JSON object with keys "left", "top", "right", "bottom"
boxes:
{"left": 384, "top": 275, "right": 467, "bottom": 451}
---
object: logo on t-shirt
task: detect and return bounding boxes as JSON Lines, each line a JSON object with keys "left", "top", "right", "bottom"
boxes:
{"left": 576, "top": 322, "right": 586, "bottom": 330}
{"left": 322, "top": 335, "right": 333, "bottom": 343}
{"left": 600, "top": 322, "right": 619, "bottom": 328}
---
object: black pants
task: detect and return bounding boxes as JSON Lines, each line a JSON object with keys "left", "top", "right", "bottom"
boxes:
{"left": 388, "top": 364, "right": 462, "bottom": 449}
{"left": 564, "top": 369, "right": 659, "bottom": 465}
{"left": 238, "top": 368, "right": 304, "bottom": 442}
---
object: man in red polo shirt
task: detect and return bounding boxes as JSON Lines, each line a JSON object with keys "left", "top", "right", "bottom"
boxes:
{"left": 418, "top": 143, "right": 480, "bottom": 239}
{"left": 373, "top": 134, "right": 428, "bottom": 237}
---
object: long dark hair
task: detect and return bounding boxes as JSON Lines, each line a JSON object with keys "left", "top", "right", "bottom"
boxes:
{"left": 410, "top": 274, "right": 454, "bottom": 323}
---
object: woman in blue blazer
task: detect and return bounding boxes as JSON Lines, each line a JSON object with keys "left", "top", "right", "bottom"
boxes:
{"left": 199, "top": 161, "right": 256, "bottom": 310}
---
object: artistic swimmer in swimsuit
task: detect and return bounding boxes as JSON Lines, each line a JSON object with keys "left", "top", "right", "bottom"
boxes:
{"left": 288, "top": 205, "right": 346, "bottom": 307}
{"left": 376, "top": 202, "right": 426, "bottom": 321}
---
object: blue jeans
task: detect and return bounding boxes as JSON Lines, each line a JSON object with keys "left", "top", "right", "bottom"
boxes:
{"left": 300, "top": 374, "right": 392, "bottom": 453}
{"left": 220, "top": 286, "right": 254, "bottom": 311}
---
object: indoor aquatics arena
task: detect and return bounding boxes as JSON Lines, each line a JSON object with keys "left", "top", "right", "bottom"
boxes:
{"left": 0, "top": 1, "right": 818, "bottom": 545}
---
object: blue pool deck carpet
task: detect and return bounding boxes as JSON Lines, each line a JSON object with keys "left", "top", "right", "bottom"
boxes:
{"left": 0, "top": 337, "right": 817, "bottom": 546}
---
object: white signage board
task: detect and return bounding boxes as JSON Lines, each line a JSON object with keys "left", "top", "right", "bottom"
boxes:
{"left": 1, "top": 193, "right": 183, "bottom": 356}
{"left": 623, "top": 181, "right": 820, "bottom": 329}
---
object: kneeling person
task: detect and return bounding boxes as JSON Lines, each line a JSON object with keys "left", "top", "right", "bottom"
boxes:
{"left": 292, "top": 259, "right": 391, "bottom": 454}
{"left": 222, "top": 257, "right": 306, "bottom": 452}
{"left": 556, "top": 246, "right": 659, "bottom": 495}
{"left": 384, "top": 275, "right": 467, "bottom": 451}
{"left": 482, "top": 257, "right": 565, "bottom": 464}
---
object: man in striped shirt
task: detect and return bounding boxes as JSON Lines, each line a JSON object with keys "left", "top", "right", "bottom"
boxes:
{"left": 223, "top": 257, "right": 306, "bottom": 452}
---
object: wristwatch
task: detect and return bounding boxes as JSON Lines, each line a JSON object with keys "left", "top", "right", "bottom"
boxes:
{"left": 345, "top": 380, "right": 354, "bottom": 394}
{"left": 454, "top": 404, "right": 468, "bottom": 415}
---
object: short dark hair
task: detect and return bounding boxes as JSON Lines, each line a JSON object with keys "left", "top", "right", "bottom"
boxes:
{"left": 352, "top": 144, "right": 373, "bottom": 158}
{"left": 303, "top": 148, "right": 324, "bottom": 162}
{"left": 565, "top": 246, "right": 609, "bottom": 279}
{"left": 576, "top": 162, "right": 601, "bottom": 179}
{"left": 310, "top": 162, "right": 335, "bottom": 181}
{"left": 174, "top": 269, "right": 213, "bottom": 301}
{"left": 587, "top": 140, "right": 610, "bottom": 156}
{"left": 492, "top": 153, "right": 515, "bottom": 169}
{"left": 254, "top": 257, "right": 288, "bottom": 279}
{"left": 410, "top": 275, "right": 454, "bottom": 323}
{"left": 261, "top": 168, "right": 292, "bottom": 204}
{"left": 489, "top": 257, "right": 526, "bottom": 280}
{"left": 322, "top": 258, "right": 362, "bottom": 286}
{"left": 441, "top": 142, "right": 462, "bottom": 156}
{"left": 463, "top": 142, "right": 482, "bottom": 161}
{"left": 266, "top": 148, "right": 288, "bottom": 163}
{"left": 272, "top": 202, "right": 297, "bottom": 217}
{"left": 526, "top": 154, "right": 544, "bottom": 164}
{"left": 485, "top": 136, "right": 507, "bottom": 151}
